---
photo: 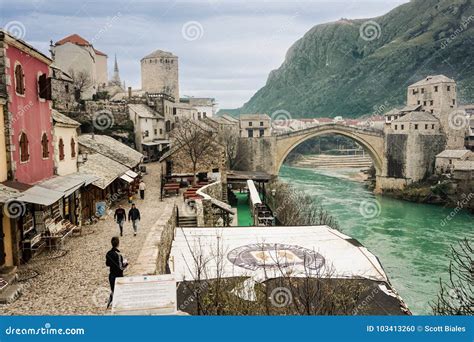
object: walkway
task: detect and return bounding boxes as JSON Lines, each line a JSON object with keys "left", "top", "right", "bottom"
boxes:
{"left": 2, "top": 162, "right": 176, "bottom": 315}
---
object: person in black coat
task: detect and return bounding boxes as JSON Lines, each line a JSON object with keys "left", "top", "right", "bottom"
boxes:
{"left": 105, "top": 236, "right": 128, "bottom": 308}
{"left": 128, "top": 203, "right": 141, "bottom": 236}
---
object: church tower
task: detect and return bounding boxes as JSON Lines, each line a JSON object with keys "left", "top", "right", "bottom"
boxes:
{"left": 110, "top": 54, "right": 121, "bottom": 87}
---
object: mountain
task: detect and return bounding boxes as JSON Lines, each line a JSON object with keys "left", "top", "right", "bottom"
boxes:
{"left": 221, "top": 0, "right": 474, "bottom": 119}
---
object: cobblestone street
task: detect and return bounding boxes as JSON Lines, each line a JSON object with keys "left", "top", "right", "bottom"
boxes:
{"left": 2, "top": 163, "right": 177, "bottom": 315}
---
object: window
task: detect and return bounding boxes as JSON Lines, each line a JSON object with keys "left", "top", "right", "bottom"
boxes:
{"left": 394, "top": 125, "right": 397, "bottom": 130}
{"left": 19, "top": 132, "right": 29, "bottom": 162}
{"left": 41, "top": 133, "right": 49, "bottom": 158}
{"left": 260, "top": 121, "right": 264, "bottom": 126}
{"left": 425, "top": 124, "right": 428, "bottom": 129}
{"left": 38, "top": 73, "right": 52, "bottom": 100}
{"left": 431, "top": 109, "right": 434, "bottom": 113}
{"left": 248, "top": 129, "right": 254, "bottom": 138}
{"left": 165, "top": 120, "right": 171, "bottom": 132}
{"left": 432, "top": 124, "right": 435, "bottom": 129}
{"left": 59, "top": 138, "right": 65, "bottom": 161}
{"left": 417, "top": 100, "right": 420, "bottom": 105}
{"left": 70, "top": 138, "right": 76, "bottom": 158}
{"left": 452, "top": 99, "right": 456, "bottom": 105}
{"left": 154, "top": 129, "right": 158, "bottom": 135}
{"left": 259, "top": 129, "right": 264, "bottom": 137}
{"left": 15, "top": 64, "right": 25, "bottom": 95}
{"left": 401, "top": 124, "right": 404, "bottom": 130}
{"left": 423, "top": 101, "right": 427, "bottom": 106}
{"left": 198, "top": 113, "right": 202, "bottom": 120}
{"left": 65, "top": 84, "right": 69, "bottom": 93}
{"left": 447, "top": 86, "right": 451, "bottom": 91}
{"left": 430, "top": 100, "right": 433, "bottom": 106}
{"left": 414, "top": 124, "right": 418, "bottom": 130}
{"left": 412, "top": 89, "right": 416, "bottom": 95}
{"left": 159, "top": 128, "right": 163, "bottom": 135}
{"left": 249, "top": 122, "right": 253, "bottom": 127}
{"left": 434, "top": 86, "right": 438, "bottom": 92}
{"left": 421, "top": 88, "right": 424, "bottom": 94}
{"left": 173, "top": 107, "right": 177, "bottom": 115}
{"left": 203, "top": 112, "right": 207, "bottom": 118}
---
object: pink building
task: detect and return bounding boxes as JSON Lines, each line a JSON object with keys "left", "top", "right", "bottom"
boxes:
{"left": 1, "top": 30, "right": 54, "bottom": 184}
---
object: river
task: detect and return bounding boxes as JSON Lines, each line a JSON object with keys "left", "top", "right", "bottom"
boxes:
{"left": 279, "top": 164, "right": 473, "bottom": 315}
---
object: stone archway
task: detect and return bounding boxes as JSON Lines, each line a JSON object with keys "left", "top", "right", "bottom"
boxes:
{"left": 275, "top": 124, "right": 385, "bottom": 177}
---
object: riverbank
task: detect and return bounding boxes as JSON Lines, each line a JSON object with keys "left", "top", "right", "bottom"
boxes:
{"left": 279, "top": 164, "right": 474, "bottom": 314}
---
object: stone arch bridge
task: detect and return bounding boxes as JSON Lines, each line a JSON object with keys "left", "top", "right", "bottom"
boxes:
{"left": 274, "top": 123, "right": 385, "bottom": 176}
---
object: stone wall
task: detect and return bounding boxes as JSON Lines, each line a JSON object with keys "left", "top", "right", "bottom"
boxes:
{"left": 130, "top": 204, "right": 177, "bottom": 275}
{"left": 235, "top": 136, "right": 277, "bottom": 174}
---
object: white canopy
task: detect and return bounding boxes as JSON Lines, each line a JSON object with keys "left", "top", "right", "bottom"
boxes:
{"left": 246, "top": 180, "right": 262, "bottom": 206}
{"left": 171, "top": 226, "right": 388, "bottom": 283}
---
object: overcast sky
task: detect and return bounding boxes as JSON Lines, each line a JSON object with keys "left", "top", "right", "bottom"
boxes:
{"left": 1, "top": 0, "right": 408, "bottom": 109}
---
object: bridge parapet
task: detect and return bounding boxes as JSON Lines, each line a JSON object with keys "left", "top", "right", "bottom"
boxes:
{"left": 275, "top": 123, "right": 384, "bottom": 139}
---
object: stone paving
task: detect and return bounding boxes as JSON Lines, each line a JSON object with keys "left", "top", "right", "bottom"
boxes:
{"left": 1, "top": 162, "right": 177, "bottom": 315}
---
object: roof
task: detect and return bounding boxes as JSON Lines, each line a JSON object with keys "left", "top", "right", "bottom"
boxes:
{"left": 17, "top": 185, "right": 64, "bottom": 206}
{"left": 221, "top": 114, "right": 239, "bottom": 123}
{"left": 239, "top": 114, "right": 271, "bottom": 121}
{"left": 78, "top": 153, "right": 129, "bottom": 189}
{"left": 78, "top": 134, "right": 143, "bottom": 168}
{"left": 94, "top": 48, "right": 107, "bottom": 56}
{"left": 0, "top": 30, "right": 52, "bottom": 65}
{"left": 180, "top": 97, "right": 215, "bottom": 106}
{"left": 392, "top": 111, "right": 438, "bottom": 123}
{"left": 110, "top": 90, "right": 145, "bottom": 102}
{"left": 227, "top": 170, "right": 272, "bottom": 182}
{"left": 436, "top": 149, "right": 471, "bottom": 159}
{"left": 0, "top": 184, "right": 20, "bottom": 203}
{"left": 128, "top": 104, "right": 163, "bottom": 119}
{"left": 171, "top": 226, "right": 388, "bottom": 283}
{"left": 52, "top": 109, "right": 80, "bottom": 127}
{"left": 409, "top": 75, "right": 455, "bottom": 87}
{"left": 50, "top": 64, "right": 74, "bottom": 82}
{"left": 384, "top": 108, "right": 401, "bottom": 116}
{"left": 400, "top": 104, "right": 422, "bottom": 112}
{"left": 142, "top": 49, "right": 177, "bottom": 60}
{"left": 55, "top": 34, "right": 91, "bottom": 46}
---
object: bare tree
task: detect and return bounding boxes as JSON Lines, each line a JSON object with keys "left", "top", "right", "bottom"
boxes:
{"left": 218, "top": 125, "right": 243, "bottom": 170}
{"left": 267, "top": 180, "right": 340, "bottom": 229}
{"left": 432, "top": 238, "right": 473, "bottom": 315}
{"left": 69, "top": 69, "right": 93, "bottom": 100}
{"left": 170, "top": 119, "right": 221, "bottom": 185}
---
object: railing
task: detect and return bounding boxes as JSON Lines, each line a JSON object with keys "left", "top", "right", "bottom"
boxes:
{"left": 275, "top": 123, "right": 384, "bottom": 137}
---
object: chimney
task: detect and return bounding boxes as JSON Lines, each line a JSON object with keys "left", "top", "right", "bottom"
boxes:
{"left": 128, "top": 87, "right": 132, "bottom": 99}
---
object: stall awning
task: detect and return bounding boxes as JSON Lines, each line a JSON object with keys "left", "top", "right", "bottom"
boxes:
{"left": 247, "top": 180, "right": 262, "bottom": 205}
{"left": 18, "top": 186, "right": 64, "bottom": 206}
{"left": 120, "top": 174, "right": 134, "bottom": 183}
{"left": 39, "top": 175, "right": 86, "bottom": 197}
{"left": 142, "top": 140, "right": 170, "bottom": 146}
{"left": 125, "top": 170, "right": 138, "bottom": 178}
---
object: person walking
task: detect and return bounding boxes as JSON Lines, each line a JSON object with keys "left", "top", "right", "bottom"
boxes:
{"left": 105, "top": 237, "right": 128, "bottom": 308}
{"left": 139, "top": 180, "right": 146, "bottom": 200}
{"left": 128, "top": 203, "right": 141, "bottom": 236}
{"left": 113, "top": 204, "right": 126, "bottom": 236}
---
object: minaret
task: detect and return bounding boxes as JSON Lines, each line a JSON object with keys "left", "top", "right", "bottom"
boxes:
{"left": 111, "top": 54, "right": 121, "bottom": 86}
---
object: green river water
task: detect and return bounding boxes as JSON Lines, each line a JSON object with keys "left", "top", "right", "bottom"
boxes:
{"left": 279, "top": 164, "right": 473, "bottom": 315}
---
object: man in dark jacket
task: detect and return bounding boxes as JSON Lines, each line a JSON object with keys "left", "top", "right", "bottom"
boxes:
{"left": 114, "top": 204, "right": 126, "bottom": 236}
{"left": 128, "top": 203, "right": 141, "bottom": 236}
{"left": 105, "top": 236, "right": 128, "bottom": 308}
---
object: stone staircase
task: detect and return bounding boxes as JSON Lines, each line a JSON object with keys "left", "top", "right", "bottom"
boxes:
{"left": 178, "top": 215, "right": 197, "bottom": 227}
{"left": 0, "top": 266, "right": 23, "bottom": 304}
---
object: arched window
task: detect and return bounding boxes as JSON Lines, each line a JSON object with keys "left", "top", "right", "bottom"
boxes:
{"left": 59, "top": 138, "right": 65, "bottom": 161}
{"left": 70, "top": 137, "right": 76, "bottom": 158}
{"left": 41, "top": 133, "right": 49, "bottom": 158}
{"left": 19, "top": 132, "right": 29, "bottom": 162}
{"left": 15, "top": 64, "right": 25, "bottom": 95}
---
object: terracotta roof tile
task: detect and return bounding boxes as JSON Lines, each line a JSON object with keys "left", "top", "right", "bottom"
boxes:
{"left": 55, "top": 34, "right": 91, "bottom": 46}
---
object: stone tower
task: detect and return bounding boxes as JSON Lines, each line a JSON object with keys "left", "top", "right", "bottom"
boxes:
{"left": 407, "top": 75, "right": 464, "bottom": 149}
{"left": 140, "top": 50, "right": 179, "bottom": 101}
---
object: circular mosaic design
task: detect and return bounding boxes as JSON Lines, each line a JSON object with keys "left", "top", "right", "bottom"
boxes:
{"left": 227, "top": 243, "right": 325, "bottom": 271}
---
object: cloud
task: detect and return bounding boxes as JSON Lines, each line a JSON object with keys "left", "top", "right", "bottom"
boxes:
{"left": 1, "top": 0, "right": 408, "bottom": 109}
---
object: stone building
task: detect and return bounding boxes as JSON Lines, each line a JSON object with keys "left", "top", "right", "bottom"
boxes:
{"left": 406, "top": 75, "right": 464, "bottom": 149}
{"left": 435, "top": 149, "right": 471, "bottom": 174}
{"left": 239, "top": 114, "right": 272, "bottom": 138}
{"left": 51, "top": 64, "right": 75, "bottom": 111}
{"left": 180, "top": 97, "right": 216, "bottom": 119}
{"left": 128, "top": 103, "right": 169, "bottom": 161}
{"left": 141, "top": 50, "right": 179, "bottom": 101}
{"left": 51, "top": 34, "right": 108, "bottom": 99}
